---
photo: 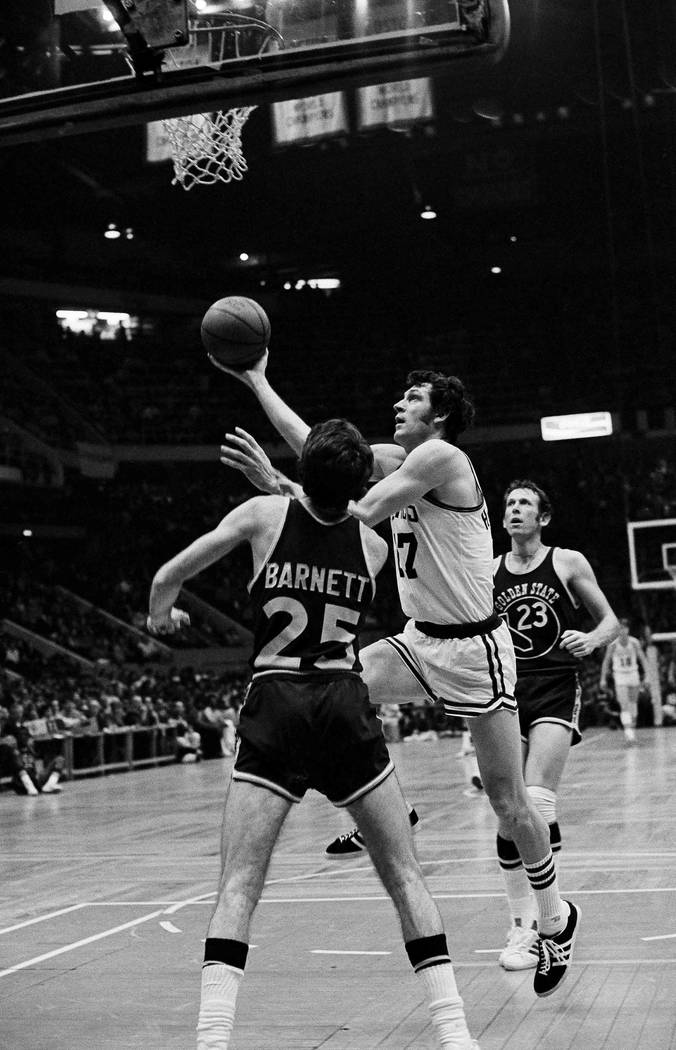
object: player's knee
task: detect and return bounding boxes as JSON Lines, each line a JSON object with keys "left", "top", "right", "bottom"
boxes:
{"left": 485, "top": 784, "right": 530, "bottom": 829}
{"left": 527, "top": 785, "right": 557, "bottom": 823}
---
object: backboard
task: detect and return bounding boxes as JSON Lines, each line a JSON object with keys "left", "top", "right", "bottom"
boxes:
{"left": 627, "top": 518, "right": 676, "bottom": 592}
{"left": 0, "top": 0, "right": 509, "bottom": 146}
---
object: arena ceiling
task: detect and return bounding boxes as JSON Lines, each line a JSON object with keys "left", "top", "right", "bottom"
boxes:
{"left": 0, "top": 0, "right": 673, "bottom": 306}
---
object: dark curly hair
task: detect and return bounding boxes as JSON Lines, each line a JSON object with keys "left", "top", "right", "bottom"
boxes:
{"left": 406, "top": 370, "right": 475, "bottom": 442}
{"left": 298, "top": 419, "right": 373, "bottom": 513}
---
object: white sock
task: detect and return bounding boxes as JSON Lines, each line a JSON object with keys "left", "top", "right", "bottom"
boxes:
{"left": 417, "top": 964, "right": 474, "bottom": 1049}
{"left": 621, "top": 712, "right": 636, "bottom": 740}
{"left": 196, "top": 964, "right": 243, "bottom": 1050}
{"left": 523, "top": 852, "right": 568, "bottom": 937}
{"left": 19, "top": 770, "right": 38, "bottom": 796}
{"left": 42, "top": 771, "right": 62, "bottom": 793}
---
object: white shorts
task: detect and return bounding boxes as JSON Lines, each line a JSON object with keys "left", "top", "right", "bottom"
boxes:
{"left": 360, "top": 618, "right": 517, "bottom": 719}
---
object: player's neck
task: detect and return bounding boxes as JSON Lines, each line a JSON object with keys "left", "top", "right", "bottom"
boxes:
{"left": 509, "top": 537, "right": 546, "bottom": 571}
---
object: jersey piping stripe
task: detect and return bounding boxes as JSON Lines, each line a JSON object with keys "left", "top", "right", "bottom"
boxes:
{"left": 231, "top": 770, "right": 303, "bottom": 804}
{"left": 440, "top": 694, "right": 517, "bottom": 716}
{"left": 481, "top": 630, "right": 506, "bottom": 700}
{"left": 247, "top": 497, "right": 290, "bottom": 593}
{"left": 384, "top": 635, "right": 439, "bottom": 703}
{"left": 422, "top": 493, "right": 484, "bottom": 513}
{"left": 333, "top": 759, "right": 395, "bottom": 808}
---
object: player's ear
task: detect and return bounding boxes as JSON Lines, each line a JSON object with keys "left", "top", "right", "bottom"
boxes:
{"left": 538, "top": 511, "right": 551, "bottom": 528}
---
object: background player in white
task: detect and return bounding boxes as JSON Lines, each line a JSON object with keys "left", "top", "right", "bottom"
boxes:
{"left": 215, "top": 354, "right": 581, "bottom": 998}
{"left": 493, "top": 480, "right": 619, "bottom": 969}
{"left": 148, "top": 419, "right": 481, "bottom": 1050}
{"left": 600, "top": 618, "right": 650, "bottom": 744}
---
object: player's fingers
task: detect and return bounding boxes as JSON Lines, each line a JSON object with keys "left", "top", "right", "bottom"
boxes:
{"left": 219, "top": 452, "right": 247, "bottom": 470}
{"left": 233, "top": 426, "right": 263, "bottom": 450}
{"left": 224, "top": 432, "right": 252, "bottom": 450}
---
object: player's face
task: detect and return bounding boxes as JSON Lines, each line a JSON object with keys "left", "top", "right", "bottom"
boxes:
{"left": 503, "top": 488, "right": 543, "bottom": 539}
{"left": 393, "top": 384, "right": 437, "bottom": 449}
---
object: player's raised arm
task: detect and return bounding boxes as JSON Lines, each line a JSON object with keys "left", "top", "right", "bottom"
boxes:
{"left": 210, "top": 350, "right": 311, "bottom": 456}
{"left": 219, "top": 427, "right": 303, "bottom": 497}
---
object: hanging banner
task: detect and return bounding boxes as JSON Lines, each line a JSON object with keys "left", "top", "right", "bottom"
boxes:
{"left": 357, "top": 78, "right": 434, "bottom": 130}
{"left": 146, "top": 120, "right": 173, "bottom": 163}
{"left": 272, "top": 93, "right": 347, "bottom": 146}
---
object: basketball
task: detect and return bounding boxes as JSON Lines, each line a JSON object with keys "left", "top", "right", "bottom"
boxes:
{"left": 201, "top": 296, "right": 271, "bottom": 370}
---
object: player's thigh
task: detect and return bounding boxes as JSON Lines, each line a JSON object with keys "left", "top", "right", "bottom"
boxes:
{"left": 470, "top": 707, "right": 526, "bottom": 801}
{"left": 219, "top": 778, "right": 291, "bottom": 894}
{"left": 523, "top": 721, "right": 573, "bottom": 792}
{"left": 360, "top": 637, "right": 434, "bottom": 705}
{"left": 347, "top": 771, "right": 421, "bottom": 876}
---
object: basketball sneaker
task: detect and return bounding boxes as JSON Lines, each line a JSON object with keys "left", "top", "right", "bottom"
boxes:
{"left": 498, "top": 920, "right": 539, "bottom": 971}
{"left": 325, "top": 808, "right": 419, "bottom": 856}
{"left": 533, "top": 900, "right": 581, "bottom": 997}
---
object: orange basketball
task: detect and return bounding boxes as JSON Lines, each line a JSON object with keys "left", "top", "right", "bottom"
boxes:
{"left": 201, "top": 296, "right": 271, "bottom": 370}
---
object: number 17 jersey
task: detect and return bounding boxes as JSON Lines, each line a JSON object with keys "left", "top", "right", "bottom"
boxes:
{"left": 389, "top": 484, "right": 495, "bottom": 624}
{"left": 249, "top": 498, "right": 379, "bottom": 679}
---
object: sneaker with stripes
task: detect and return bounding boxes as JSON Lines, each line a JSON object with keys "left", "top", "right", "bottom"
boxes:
{"left": 325, "top": 808, "right": 419, "bottom": 857}
{"left": 498, "top": 921, "right": 539, "bottom": 971}
{"left": 534, "top": 900, "right": 581, "bottom": 997}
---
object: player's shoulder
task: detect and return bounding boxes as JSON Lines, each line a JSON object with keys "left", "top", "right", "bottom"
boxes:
{"left": 553, "top": 546, "right": 591, "bottom": 577}
{"left": 231, "top": 493, "right": 288, "bottom": 529}
{"left": 370, "top": 443, "right": 406, "bottom": 479}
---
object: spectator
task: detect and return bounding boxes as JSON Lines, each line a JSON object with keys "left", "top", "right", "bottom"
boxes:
{"left": 0, "top": 699, "right": 64, "bottom": 795}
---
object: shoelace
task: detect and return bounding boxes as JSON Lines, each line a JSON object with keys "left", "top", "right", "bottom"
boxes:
{"left": 337, "top": 829, "right": 361, "bottom": 843}
{"left": 537, "top": 936, "right": 567, "bottom": 973}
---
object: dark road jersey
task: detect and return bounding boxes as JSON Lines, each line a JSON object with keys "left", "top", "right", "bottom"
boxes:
{"left": 249, "top": 499, "right": 378, "bottom": 678}
{"left": 493, "top": 547, "right": 579, "bottom": 674}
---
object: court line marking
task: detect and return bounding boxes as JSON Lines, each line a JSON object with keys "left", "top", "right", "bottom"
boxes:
{"left": 642, "top": 933, "right": 676, "bottom": 942}
{"left": 311, "top": 950, "right": 392, "bottom": 956}
{"left": 159, "top": 921, "right": 182, "bottom": 934}
{"left": 0, "top": 903, "right": 87, "bottom": 937}
{"left": 0, "top": 910, "right": 165, "bottom": 979}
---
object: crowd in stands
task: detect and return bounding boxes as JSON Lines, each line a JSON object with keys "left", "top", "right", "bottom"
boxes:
{"left": 1, "top": 293, "right": 675, "bottom": 796}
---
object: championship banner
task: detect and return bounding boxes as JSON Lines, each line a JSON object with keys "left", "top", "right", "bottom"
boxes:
{"left": 272, "top": 93, "right": 348, "bottom": 146}
{"left": 357, "top": 79, "right": 434, "bottom": 130}
{"left": 146, "top": 120, "right": 173, "bottom": 163}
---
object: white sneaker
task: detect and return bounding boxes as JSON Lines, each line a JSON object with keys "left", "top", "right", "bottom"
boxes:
{"left": 498, "top": 922, "right": 539, "bottom": 971}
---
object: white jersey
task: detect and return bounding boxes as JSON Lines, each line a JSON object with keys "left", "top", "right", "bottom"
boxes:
{"left": 389, "top": 465, "right": 494, "bottom": 625}
{"left": 609, "top": 636, "right": 642, "bottom": 685}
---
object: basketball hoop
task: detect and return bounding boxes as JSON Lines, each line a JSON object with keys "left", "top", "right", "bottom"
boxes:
{"left": 162, "top": 12, "right": 283, "bottom": 191}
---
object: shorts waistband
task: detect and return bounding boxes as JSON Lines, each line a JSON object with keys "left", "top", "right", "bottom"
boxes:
{"left": 414, "top": 612, "right": 501, "bottom": 639}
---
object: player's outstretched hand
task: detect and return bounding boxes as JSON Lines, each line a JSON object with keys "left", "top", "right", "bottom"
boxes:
{"left": 560, "top": 630, "right": 596, "bottom": 659}
{"left": 207, "top": 349, "right": 269, "bottom": 385}
{"left": 220, "top": 427, "right": 280, "bottom": 494}
{"left": 146, "top": 607, "right": 191, "bottom": 636}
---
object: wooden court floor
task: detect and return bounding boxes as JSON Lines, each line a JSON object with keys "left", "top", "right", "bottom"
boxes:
{"left": 2, "top": 726, "right": 675, "bottom": 1050}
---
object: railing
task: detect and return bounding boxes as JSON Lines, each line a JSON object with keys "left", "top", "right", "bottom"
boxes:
{"left": 1, "top": 725, "right": 185, "bottom": 785}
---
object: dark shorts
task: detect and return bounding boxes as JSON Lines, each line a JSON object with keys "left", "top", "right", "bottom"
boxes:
{"left": 515, "top": 669, "right": 582, "bottom": 746}
{"left": 233, "top": 674, "right": 394, "bottom": 806}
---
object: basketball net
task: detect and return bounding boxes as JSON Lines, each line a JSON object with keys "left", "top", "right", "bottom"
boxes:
{"left": 161, "top": 11, "right": 281, "bottom": 191}
{"left": 162, "top": 107, "right": 256, "bottom": 191}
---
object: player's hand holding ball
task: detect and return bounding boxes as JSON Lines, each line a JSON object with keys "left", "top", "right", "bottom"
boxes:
{"left": 146, "top": 607, "right": 191, "bottom": 636}
{"left": 202, "top": 296, "right": 270, "bottom": 383}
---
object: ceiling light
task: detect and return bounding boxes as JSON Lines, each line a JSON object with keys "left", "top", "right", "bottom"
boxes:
{"left": 239, "top": 252, "right": 249, "bottom": 261}
{"left": 491, "top": 266, "right": 502, "bottom": 275}
{"left": 307, "top": 278, "right": 340, "bottom": 290}
{"left": 104, "top": 223, "right": 121, "bottom": 240}
{"left": 420, "top": 205, "right": 437, "bottom": 220}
